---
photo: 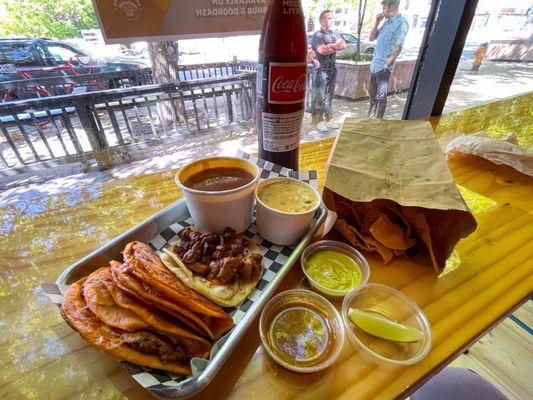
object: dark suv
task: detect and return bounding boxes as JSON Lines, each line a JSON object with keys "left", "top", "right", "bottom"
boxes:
{"left": 0, "top": 38, "right": 149, "bottom": 99}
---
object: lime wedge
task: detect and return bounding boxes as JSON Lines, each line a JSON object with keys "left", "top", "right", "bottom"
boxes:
{"left": 348, "top": 308, "right": 424, "bottom": 343}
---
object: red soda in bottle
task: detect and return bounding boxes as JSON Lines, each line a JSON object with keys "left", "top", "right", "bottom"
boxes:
{"left": 256, "top": 0, "right": 307, "bottom": 170}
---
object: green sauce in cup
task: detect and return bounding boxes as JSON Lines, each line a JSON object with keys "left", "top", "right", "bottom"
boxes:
{"left": 306, "top": 250, "right": 362, "bottom": 292}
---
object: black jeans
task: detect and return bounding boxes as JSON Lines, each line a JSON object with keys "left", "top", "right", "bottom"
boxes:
{"left": 368, "top": 69, "right": 392, "bottom": 119}
{"left": 311, "top": 68, "right": 337, "bottom": 123}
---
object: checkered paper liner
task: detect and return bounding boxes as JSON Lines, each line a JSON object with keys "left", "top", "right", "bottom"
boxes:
{"left": 42, "top": 152, "right": 319, "bottom": 396}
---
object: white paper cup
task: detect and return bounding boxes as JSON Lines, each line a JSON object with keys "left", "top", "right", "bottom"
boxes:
{"left": 255, "top": 177, "right": 321, "bottom": 245}
{"left": 176, "top": 156, "right": 260, "bottom": 234}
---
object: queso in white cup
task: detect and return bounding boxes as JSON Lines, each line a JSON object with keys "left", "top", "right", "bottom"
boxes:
{"left": 255, "top": 177, "right": 321, "bottom": 245}
{"left": 176, "top": 156, "right": 260, "bottom": 233}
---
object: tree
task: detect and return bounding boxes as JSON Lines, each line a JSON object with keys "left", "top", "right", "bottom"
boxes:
{"left": 147, "top": 41, "right": 180, "bottom": 84}
{"left": 356, "top": 0, "right": 368, "bottom": 54}
{"left": 0, "top": 0, "right": 98, "bottom": 39}
{"left": 304, "top": 0, "right": 381, "bottom": 54}
{"left": 147, "top": 41, "right": 184, "bottom": 122}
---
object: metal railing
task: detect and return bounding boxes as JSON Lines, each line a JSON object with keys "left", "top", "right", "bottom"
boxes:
{"left": 0, "top": 68, "right": 153, "bottom": 100}
{"left": 0, "top": 72, "right": 256, "bottom": 172}
{"left": 177, "top": 61, "right": 240, "bottom": 81}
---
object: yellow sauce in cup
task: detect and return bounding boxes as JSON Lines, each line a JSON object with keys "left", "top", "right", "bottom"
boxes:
{"left": 258, "top": 180, "right": 317, "bottom": 213}
{"left": 270, "top": 307, "right": 330, "bottom": 364}
{"left": 306, "top": 250, "right": 362, "bottom": 292}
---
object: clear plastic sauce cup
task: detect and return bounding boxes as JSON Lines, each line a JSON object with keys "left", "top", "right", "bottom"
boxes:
{"left": 342, "top": 283, "right": 432, "bottom": 366}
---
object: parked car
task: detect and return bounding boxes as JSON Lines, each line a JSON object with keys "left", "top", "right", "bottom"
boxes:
{"left": 339, "top": 33, "right": 374, "bottom": 55}
{"left": 307, "top": 32, "right": 374, "bottom": 55}
{"left": 0, "top": 38, "right": 148, "bottom": 99}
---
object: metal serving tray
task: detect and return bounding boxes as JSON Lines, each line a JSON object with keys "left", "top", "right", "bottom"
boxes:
{"left": 56, "top": 198, "right": 327, "bottom": 398}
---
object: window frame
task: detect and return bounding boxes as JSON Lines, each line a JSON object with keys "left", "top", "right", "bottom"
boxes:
{"left": 403, "top": 0, "right": 480, "bottom": 119}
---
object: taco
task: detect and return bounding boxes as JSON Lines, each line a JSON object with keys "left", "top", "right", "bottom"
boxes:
{"left": 84, "top": 266, "right": 211, "bottom": 359}
{"left": 123, "top": 242, "right": 230, "bottom": 319}
{"left": 83, "top": 267, "right": 150, "bottom": 332}
{"left": 160, "top": 227, "right": 264, "bottom": 307}
{"left": 111, "top": 258, "right": 232, "bottom": 340}
{"left": 61, "top": 277, "right": 193, "bottom": 376}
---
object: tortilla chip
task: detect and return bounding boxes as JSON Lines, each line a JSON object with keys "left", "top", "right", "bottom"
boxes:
{"left": 332, "top": 194, "right": 475, "bottom": 271}
{"left": 61, "top": 278, "right": 191, "bottom": 376}
{"left": 335, "top": 218, "right": 394, "bottom": 263}
{"left": 356, "top": 230, "right": 395, "bottom": 264}
{"left": 335, "top": 219, "right": 366, "bottom": 249}
{"left": 381, "top": 202, "right": 414, "bottom": 240}
{"left": 369, "top": 213, "right": 416, "bottom": 251}
{"left": 335, "top": 198, "right": 358, "bottom": 220}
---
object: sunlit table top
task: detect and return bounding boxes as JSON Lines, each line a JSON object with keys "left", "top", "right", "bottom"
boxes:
{"left": 1, "top": 93, "right": 532, "bottom": 399}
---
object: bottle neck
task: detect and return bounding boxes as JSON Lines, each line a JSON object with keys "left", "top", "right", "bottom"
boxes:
{"left": 271, "top": 0, "right": 303, "bottom": 14}
{"left": 260, "top": 0, "right": 306, "bottom": 60}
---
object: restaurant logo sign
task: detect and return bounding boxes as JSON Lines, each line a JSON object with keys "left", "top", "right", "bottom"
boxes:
{"left": 93, "top": 0, "right": 268, "bottom": 44}
{"left": 113, "top": 0, "right": 143, "bottom": 21}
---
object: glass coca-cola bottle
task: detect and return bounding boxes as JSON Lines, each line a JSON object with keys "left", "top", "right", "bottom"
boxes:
{"left": 256, "top": 0, "right": 307, "bottom": 170}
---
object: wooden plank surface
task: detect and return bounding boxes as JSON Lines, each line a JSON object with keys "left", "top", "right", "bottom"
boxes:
{"left": 451, "top": 314, "right": 533, "bottom": 400}
{"left": 0, "top": 93, "right": 532, "bottom": 399}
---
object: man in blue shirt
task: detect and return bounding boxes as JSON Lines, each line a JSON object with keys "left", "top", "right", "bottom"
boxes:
{"left": 368, "top": 0, "right": 409, "bottom": 119}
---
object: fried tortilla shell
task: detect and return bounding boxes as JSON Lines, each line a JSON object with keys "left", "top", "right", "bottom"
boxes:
{"left": 61, "top": 278, "right": 191, "bottom": 375}
{"left": 111, "top": 261, "right": 214, "bottom": 337}
{"left": 109, "top": 259, "right": 207, "bottom": 338}
{"left": 123, "top": 242, "right": 231, "bottom": 320}
{"left": 103, "top": 266, "right": 211, "bottom": 357}
{"left": 83, "top": 267, "right": 149, "bottom": 332}
{"left": 160, "top": 241, "right": 263, "bottom": 307}
{"left": 111, "top": 261, "right": 232, "bottom": 340}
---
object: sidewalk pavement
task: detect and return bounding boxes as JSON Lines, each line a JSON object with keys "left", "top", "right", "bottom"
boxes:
{"left": 1, "top": 59, "right": 531, "bottom": 200}
{"left": 300, "top": 59, "right": 533, "bottom": 140}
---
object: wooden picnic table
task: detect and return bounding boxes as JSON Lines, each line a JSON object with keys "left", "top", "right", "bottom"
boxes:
{"left": 1, "top": 93, "right": 531, "bottom": 399}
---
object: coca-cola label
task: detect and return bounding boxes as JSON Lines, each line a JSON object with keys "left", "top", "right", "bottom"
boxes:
{"left": 267, "top": 62, "right": 307, "bottom": 105}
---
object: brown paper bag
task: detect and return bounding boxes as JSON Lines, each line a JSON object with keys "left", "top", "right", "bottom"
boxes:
{"left": 323, "top": 118, "right": 477, "bottom": 274}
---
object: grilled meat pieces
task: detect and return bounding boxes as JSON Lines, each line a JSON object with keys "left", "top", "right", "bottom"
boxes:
{"left": 172, "top": 227, "right": 262, "bottom": 284}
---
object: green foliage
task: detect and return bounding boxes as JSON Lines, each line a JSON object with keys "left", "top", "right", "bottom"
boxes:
{"left": 0, "top": 0, "right": 98, "bottom": 39}
{"left": 303, "top": 0, "right": 382, "bottom": 29}
{"left": 337, "top": 51, "right": 373, "bottom": 62}
{"left": 303, "top": 0, "right": 382, "bottom": 53}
